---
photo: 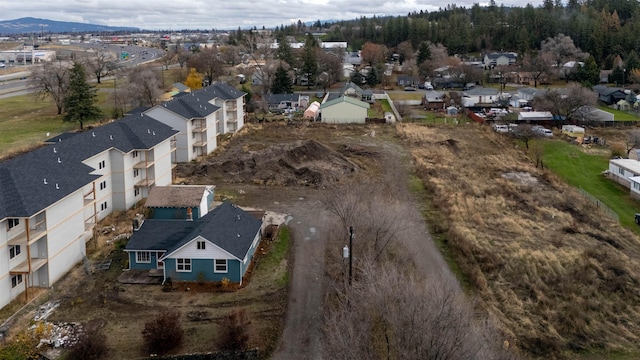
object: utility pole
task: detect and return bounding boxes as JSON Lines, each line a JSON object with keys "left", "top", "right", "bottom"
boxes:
{"left": 348, "top": 226, "right": 354, "bottom": 286}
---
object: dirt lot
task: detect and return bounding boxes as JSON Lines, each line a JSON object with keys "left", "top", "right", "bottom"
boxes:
{"left": 4, "top": 120, "right": 640, "bottom": 359}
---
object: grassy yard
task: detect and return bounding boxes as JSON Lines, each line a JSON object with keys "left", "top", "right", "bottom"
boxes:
{"left": 0, "top": 91, "right": 115, "bottom": 159}
{"left": 598, "top": 106, "right": 639, "bottom": 121}
{"left": 541, "top": 139, "right": 640, "bottom": 231}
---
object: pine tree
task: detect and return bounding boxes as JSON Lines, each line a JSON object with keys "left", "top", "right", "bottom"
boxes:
{"left": 301, "top": 33, "right": 319, "bottom": 89}
{"left": 63, "top": 62, "right": 102, "bottom": 129}
{"left": 416, "top": 41, "right": 431, "bottom": 65}
{"left": 271, "top": 66, "right": 293, "bottom": 94}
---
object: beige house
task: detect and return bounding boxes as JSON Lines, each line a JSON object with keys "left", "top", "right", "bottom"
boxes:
{"left": 319, "top": 96, "right": 370, "bottom": 124}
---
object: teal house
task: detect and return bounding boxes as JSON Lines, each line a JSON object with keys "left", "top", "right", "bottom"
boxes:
{"left": 145, "top": 185, "right": 215, "bottom": 220}
{"left": 124, "top": 201, "right": 263, "bottom": 284}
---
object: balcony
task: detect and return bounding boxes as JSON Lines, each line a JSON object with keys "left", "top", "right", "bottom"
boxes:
{"left": 10, "top": 257, "right": 48, "bottom": 274}
{"left": 134, "top": 178, "right": 155, "bottom": 187}
{"left": 226, "top": 102, "right": 237, "bottom": 112}
{"left": 8, "top": 219, "right": 47, "bottom": 246}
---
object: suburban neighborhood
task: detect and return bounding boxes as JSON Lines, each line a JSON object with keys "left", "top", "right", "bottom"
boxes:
{"left": 3, "top": 1, "right": 640, "bottom": 359}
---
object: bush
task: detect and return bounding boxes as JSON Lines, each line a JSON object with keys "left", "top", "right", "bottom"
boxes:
{"left": 141, "top": 311, "right": 183, "bottom": 355}
{"left": 66, "top": 327, "right": 108, "bottom": 360}
{"left": 217, "top": 308, "right": 252, "bottom": 351}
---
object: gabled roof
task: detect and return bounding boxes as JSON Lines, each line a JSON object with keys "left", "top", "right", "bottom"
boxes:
{"left": 593, "top": 85, "right": 625, "bottom": 96}
{"left": 125, "top": 202, "right": 262, "bottom": 260}
{"left": 145, "top": 185, "right": 213, "bottom": 208}
{"left": 192, "top": 82, "right": 246, "bottom": 101}
{"left": 0, "top": 115, "right": 178, "bottom": 219}
{"left": 463, "top": 87, "right": 499, "bottom": 96}
{"left": 518, "top": 87, "right": 540, "bottom": 96}
{"left": 264, "top": 93, "right": 299, "bottom": 106}
{"left": 486, "top": 52, "right": 518, "bottom": 59}
{"left": 319, "top": 96, "right": 370, "bottom": 110}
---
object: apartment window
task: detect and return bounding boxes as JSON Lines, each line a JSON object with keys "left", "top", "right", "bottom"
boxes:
{"left": 214, "top": 259, "right": 227, "bottom": 273}
{"left": 7, "top": 218, "right": 19, "bottom": 229}
{"left": 132, "top": 151, "right": 139, "bottom": 158}
{"left": 11, "top": 274, "right": 23, "bottom": 288}
{"left": 100, "top": 201, "right": 108, "bottom": 212}
{"left": 133, "top": 169, "right": 140, "bottom": 177}
{"left": 619, "top": 167, "right": 624, "bottom": 175}
{"left": 134, "top": 188, "right": 140, "bottom": 196}
{"left": 9, "top": 245, "right": 21, "bottom": 259}
{"left": 98, "top": 160, "right": 106, "bottom": 169}
{"left": 193, "top": 146, "right": 197, "bottom": 153}
{"left": 176, "top": 258, "right": 191, "bottom": 272}
{"left": 197, "top": 241, "right": 206, "bottom": 250}
{"left": 136, "top": 251, "right": 151, "bottom": 263}
{"left": 99, "top": 181, "right": 107, "bottom": 190}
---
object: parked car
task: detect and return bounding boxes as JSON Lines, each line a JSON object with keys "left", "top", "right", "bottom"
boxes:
{"left": 493, "top": 124, "right": 509, "bottom": 133}
{"left": 404, "top": 86, "right": 416, "bottom": 91}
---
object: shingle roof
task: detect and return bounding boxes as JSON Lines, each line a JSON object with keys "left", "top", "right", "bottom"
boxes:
{"left": 159, "top": 92, "right": 220, "bottom": 119}
{"left": 126, "top": 202, "right": 262, "bottom": 260}
{"left": 187, "top": 82, "right": 246, "bottom": 101}
{"left": 320, "top": 95, "right": 370, "bottom": 110}
{"left": 463, "top": 86, "right": 499, "bottom": 96}
{"left": 145, "top": 185, "right": 213, "bottom": 208}
{"left": 0, "top": 114, "right": 178, "bottom": 220}
{"left": 264, "top": 93, "right": 299, "bottom": 106}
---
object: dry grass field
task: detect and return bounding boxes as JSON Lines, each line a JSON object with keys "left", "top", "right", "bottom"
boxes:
{"left": 400, "top": 123, "right": 640, "bottom": 357}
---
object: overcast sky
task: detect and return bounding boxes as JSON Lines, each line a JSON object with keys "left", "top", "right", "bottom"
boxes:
{"left": 4, "top": 0, "right": 544, "bottom": 31}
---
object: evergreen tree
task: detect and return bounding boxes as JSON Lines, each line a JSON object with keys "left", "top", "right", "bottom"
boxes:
{"left": 63, "top": 62, "right": 101, "bottom": 129}
{"left": 275, "top": 33, "right": 295, "bottom": 67}
{"left": 577, "top": 55, "right": 600, "bottom": 87}
{"left": 416, "top": 41, "right": 431, "bottom": 65}
{"left": 301, "top": 33, "right": 319, "bottom": 89}
{"left": 271, "top": 66, "right": 293, "bottom": 94}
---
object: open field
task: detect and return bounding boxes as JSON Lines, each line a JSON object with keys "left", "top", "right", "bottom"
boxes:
{"left": 401, "top": 123, "right": 640, "bottom": 357}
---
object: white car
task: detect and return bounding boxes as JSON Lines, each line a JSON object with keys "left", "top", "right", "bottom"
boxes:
{"left": 493, "top": 124, "right": 509, "bottom": 133}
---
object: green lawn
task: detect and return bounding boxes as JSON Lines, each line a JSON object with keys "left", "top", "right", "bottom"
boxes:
{"left": 542, "top": 139, "right": 640, "bottom": 231}
{"left": 0, "top": 91, "right": 114, "bottom": 158}
{"left": 598, "top": 106, "right": 639, "bottom": 121}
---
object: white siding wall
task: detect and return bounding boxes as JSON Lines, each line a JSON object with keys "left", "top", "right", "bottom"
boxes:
{"left": 46, "top": 190, "right": 87, "bottom": 285}
{"left": 321, "top": 102, "right": 367, "bottom": 124}
{"left": 169, "top": 236, "right": 237, "bottom": 260}
{"left": 0, "top": 220, "right": 8, "bottom": 306}
{"left": 145, "top": 107, "right": 190, "bottom": 162}
{"left": 205, "top": 112, "right": 219, "bottom": 155}
{"left": 154, "top": 139, "right": 174, "bottom": 187}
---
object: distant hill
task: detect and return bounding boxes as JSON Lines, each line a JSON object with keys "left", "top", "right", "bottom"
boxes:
{"left": 0, "top": 17, "right": 139, "bottom": 35}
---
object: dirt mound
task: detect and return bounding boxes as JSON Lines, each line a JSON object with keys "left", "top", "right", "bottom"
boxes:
{"left": 184, "top": 140, "right": 361, "bottom": 187}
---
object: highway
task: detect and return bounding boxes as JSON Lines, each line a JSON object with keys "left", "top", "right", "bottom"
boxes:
{"left": 0, "top": 44, "right": 165, "bottom": 98}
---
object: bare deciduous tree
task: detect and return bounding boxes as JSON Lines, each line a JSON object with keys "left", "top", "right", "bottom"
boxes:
{"left": 522, "top": 51, "right": 554, "bottom": 88}
{"left": 532, "top": 83, "right": 597, "bottom": 121}
{"left": 540, "top": 34, "right": 588, "bottom": 68}
{"left": 324, "top": 260, "right": 516, "bottom": 360}
{"left": 83, "top": 50, "right": 117, "bottom": 84}
{"left": 626, "top": 130, "right": 640, "bottom": 157}
{"left": 125, "top": 67, "right": 162, "bottom": 108}
{"left": 30, "top": 59, "right": 71, "bottom": 114}
{"left": 189, "top": 47, "right": 224, "bottom": 86}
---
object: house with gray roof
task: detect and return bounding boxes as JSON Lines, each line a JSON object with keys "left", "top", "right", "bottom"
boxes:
{"left": 593, "top": 85, "right": 627, "bottom": 105}
{"left": 264, "top": 93, "right": 302, "bottom": 111}
{"left": 483, "top": 52, "right": 518, "bottom": 67}
{"left": 0, "top": 115, "right": 178, "bottom": 309}
{"left": 145, "top": 185, "right": 215, "bottom": 220}
{"left": 144, "top": 82, "right": 246, "bottom": 162}
{"left": 341, "top": 81, "right": 373, "bottom": 103}
{"left": 124, "top": 202, "right": 262, "bottom": 284}
{"left": 461, "top": 87, "right": 499, "bottom": 107}
{"left": 319, "top": 96, "right": 370, "bottom": 124}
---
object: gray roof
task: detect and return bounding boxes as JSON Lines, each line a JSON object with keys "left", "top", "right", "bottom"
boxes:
{"left": 264, "top": 93, "right": 299, "bottom": 106}
{"left": 190, "top": 82, "right": 246, "bottom": 101}
{"left": 125, "top": 202, "right": 262, "bottom": 260}
{"left": 172, "top": 83, "right": 190, "bottom": 92}
{"left": 159, "top": 92, "right": 220, "bottom": 119}
{"left": 463, "top": 86, "right": 499, "bottom": 96}
{"left": 0, "top": 114, "right": 178, "bottom": 220}
{"left": 145, "top": 185, "right": 212, "bottom": 208}
{"left": 593, "top": 85, "right": 625, "bottom": 96}
{"left": 518, "top": 87, "right": 539, "bottom": 96}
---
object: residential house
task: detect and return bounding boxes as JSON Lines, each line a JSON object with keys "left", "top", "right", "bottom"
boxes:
{"left": 483, "top": 52, "right": 518, "bottom": 68}
{"left": 319, "top": 96, "right": 370, "bottom": 124}
{"left": 124, "top": 202, "right": 262, "bottom": 284}
{"left": 517, "top": 87, "right": 544, "bottom": 101}
{"left": 422, "top": 91, "right": 448, "bottom": 110}
{"left": 560, "top": 61, "right": 584, "bottom": 79}
{"left": 341, "top": 82, "right": 373, "bottom": 103}
{"left": 461, "top": 87, "right": 499, "bottom": 107}
{"left": 162, "top": 83, "right": 191, "bottom": 101}
{"left": 0, "top": 116, "right": 177, "bottom": 309}
{"left": 264, "top": 93, "right": 302, "bottom": 112}
{"left": 145, "top": 185, "right": 215, "bottom": 220}
{"left": 608, "top": 159, "right": 640, "bottom": 199}
{"left": 593, "top": 85, "right": 627, "bottom": 105}
{"left": 397, "top": 75, "right": 420, "bottom": 87}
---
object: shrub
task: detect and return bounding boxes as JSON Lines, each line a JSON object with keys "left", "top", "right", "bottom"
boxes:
{"left": 141, "top": 311, "right": 183, "bottom": 355}
{"left": 67, "top": 327, "right": 108, "bottom": 360}
{"left": 217, "top": 308, "right": 252, "bottom": 351}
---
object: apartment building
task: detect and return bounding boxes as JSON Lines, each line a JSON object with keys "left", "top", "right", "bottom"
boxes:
{"left": 0, "top": 115, "right": 177, "bottom": 308}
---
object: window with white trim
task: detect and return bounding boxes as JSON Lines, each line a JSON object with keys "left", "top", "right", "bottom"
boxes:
{"left": 133, "top": 169, "right": 140, "bottom": 177}
{"left": 98, "top": 160, "right": 106, "bottom": 169}
{"left": 619, "top": 167, "right": 625, "bottom": 175}
{"left": 134, "top": 188, "right": 140, "bottom": 196}
{"left": 214, "top": 259, "right": 227, "bottom": 273}
{"left": 99, "top": 181, "right": 107, "bottom": 190}
{"left": 176, "top": 258, "right": 191, "bottom": 272}
{"left": 132, "top": 151, "right": 139, "bottom": 158}
{"left": 100, "top": 201, "right": 108, "bottom": 212}
{"left": 11, "top": 274, "right": 23, "bottom": 288}
{"left": 197, "top": 241, "right": 206, "bottom": 250}
{"left": 9, "top": 245, "right": 21, "bottom": 259}
{"left": 137, "top": 251, "right": 151, "bottom": 263}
